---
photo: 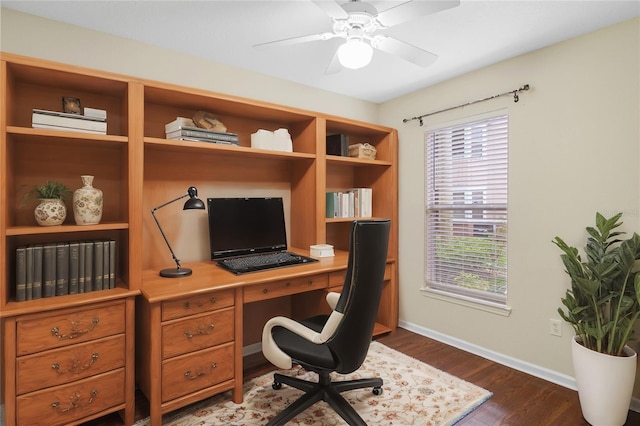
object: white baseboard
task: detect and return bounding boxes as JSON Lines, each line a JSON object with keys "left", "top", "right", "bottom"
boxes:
{"left": 398, "top": 320, "right": 640, "bottom": 413}
{"left": 243, "top": 341, "right": 262, "bottom": 357}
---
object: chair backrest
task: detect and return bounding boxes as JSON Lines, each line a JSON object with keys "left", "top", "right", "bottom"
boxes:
{"left": 327, "top": 219, "right": 391, "bottom": 374}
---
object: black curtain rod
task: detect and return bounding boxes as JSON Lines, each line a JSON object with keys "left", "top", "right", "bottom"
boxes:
{"left": 402, "top": 84, "right": 530, "bottom": 126}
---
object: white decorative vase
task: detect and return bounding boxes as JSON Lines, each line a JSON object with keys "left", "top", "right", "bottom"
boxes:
{"left": 572, "top": 336, "right": 637, "bottom": 426}
{"left": 34, "top": 198, "right": 66, "bottom": 226}
{"left": 73, "top": 175, "right": 103, "bottom": 225}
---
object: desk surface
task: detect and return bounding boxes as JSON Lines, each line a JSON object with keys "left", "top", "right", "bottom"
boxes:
{"left": 141, "top": 248, "right": 350, "bottom": 303}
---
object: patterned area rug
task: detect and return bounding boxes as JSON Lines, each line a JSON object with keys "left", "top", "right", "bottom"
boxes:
{"left": 135, "top": 341, "right": 492, "bottom": 425}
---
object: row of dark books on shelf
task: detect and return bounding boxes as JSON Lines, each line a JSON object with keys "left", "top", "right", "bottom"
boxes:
{"left": 31, "top": 107, "right": 107, "bottom": 134}
{"left": 165, "top": 117, "right": 239, "bottom": 145}
{"left": 326, "top": 188, "right": 372, "bottom": 219}
{"left": 15, "top": 239, "right": 116, "bottom": 302}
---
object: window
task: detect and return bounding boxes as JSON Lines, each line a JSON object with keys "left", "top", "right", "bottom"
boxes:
{"left": 424, "top": 114, "right": 508, "bottom": 304}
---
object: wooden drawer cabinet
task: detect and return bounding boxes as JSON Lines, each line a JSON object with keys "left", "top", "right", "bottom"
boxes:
{"left": 137, "top": 288, "right": 241, "bottom": 426}
{"left": 16, "top": 369, "right": 125, "bottom": 426}
{"left": 16, "top": 301, "right": 125, "bottom": 355}
{"left": 162, "top": 307, "right": 234, "bottom": 359}
{"left": 162, "top": 289, "right": 235, "bottom": 321}
{"left": 16, "top": 334, "right": 125, "bottom": 395}
{"left": 161, "top": 342, "right": 235, "bottom": 402}
{"left": 243, "top": 273, "right": 328, "bottom": 303}
{"left": 4, "top": 299, "right": 134, "bottom": 426}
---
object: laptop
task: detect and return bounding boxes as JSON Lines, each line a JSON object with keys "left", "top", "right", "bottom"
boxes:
{"left": 207, "top": 197, "right": 317, "bottom": 274}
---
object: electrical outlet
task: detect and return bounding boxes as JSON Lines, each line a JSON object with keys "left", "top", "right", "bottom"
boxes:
{"left": 550, "top": 319, "right": 562, "bottom": 337}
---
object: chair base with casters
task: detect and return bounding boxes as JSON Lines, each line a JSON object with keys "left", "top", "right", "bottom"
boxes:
{"left": 267, "top": 369, "right": 382, "bottom": 426}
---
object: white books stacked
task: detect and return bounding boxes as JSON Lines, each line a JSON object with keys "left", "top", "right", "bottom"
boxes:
{"left": 165, "top": 117, "right": 239, "bottom": 145}
{"left": 325, "top": 188, "right": 372, "bottom": 219}
{"left": 32, "top": 108, "right": 107, "bottom": 134}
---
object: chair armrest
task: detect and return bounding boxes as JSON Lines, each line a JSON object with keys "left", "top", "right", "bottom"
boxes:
{"left": 262, "top": 316, "right": 321, "bottom": 369}
{"left": 262, "top": 311, "right": 344, "bottom": 369}
{"left": 326, "top": 292, "right": 340, "bottom": 310}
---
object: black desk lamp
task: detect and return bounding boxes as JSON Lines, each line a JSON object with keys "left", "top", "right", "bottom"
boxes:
{"left": 151, "top": 186, "right": 205, "bottom": 278}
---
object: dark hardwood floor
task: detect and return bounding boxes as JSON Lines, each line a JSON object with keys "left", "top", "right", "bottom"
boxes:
{"left": 86, "top": 327, "right": 640, "bottom": 425}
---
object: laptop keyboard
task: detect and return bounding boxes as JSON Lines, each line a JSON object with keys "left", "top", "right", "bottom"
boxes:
{"left": 217, "top": 251, "right": 317, "bottom": 274}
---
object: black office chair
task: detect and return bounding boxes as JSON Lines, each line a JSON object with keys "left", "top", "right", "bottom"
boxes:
{"left": 261, "top": 219, "right": 391, "bottom": 426}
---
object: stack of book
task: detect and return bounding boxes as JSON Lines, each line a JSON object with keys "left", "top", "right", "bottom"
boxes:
{"left": 32, "top": 108, "right": 107, "bottom": 134}
{"left": 326, "top": 188, "right": 372, "bottom": 218}
{"left": 15, "top": 239, "right": 116, "bottom": 302}
{"left": 326, "top": 133, "right": 349, "bottom": 157}
{"left": 165, "top": 117, "right": 239, "bottom": 145}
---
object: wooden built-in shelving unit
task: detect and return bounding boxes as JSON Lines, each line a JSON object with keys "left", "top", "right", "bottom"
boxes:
{"left": 0, "top": 52, "right": 397, "bottom": 425}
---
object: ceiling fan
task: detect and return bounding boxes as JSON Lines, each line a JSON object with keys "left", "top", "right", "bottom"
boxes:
{"left": 254, "top": 0, "right": 460, "bottom": 72}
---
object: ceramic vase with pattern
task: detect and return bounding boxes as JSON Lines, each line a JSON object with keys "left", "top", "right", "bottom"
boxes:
{"left": 73, "top": 175, "right": 103, "bottom": 225}
{"left": 34, "top": 198, "right": 67, "bottom": 226}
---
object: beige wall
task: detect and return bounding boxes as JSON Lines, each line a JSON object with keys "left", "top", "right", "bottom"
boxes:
{"left": 3, "top": 6, "right": 640, "bottom": 395}
{"left": 379, "top": 17, "right": 640, "bottom": 392}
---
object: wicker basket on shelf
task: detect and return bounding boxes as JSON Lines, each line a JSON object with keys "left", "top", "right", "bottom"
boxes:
{"left": 348, "top": 143, "right": 377, "bottom": 159}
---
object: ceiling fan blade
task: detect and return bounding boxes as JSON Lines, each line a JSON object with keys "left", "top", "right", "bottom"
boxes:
{"left": 310, "top": 0, "right": 348, "bottom": 19}
{"left": 253, "top": 32, "right": 336, "bottom": 49}
{"left": 371, "top": 35, "right": 438, "bottom": 67}
{"left": 325, "top": 49, "right": 342, "bottom": 75}
{"left": 376, "top": 0, "right": 460, "bottom": 28}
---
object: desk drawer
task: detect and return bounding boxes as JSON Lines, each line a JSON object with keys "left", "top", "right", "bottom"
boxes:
{"left": 16, "top": 368, "right": 125, "bottom": 426}
{"left": 162, "top": 307, "right": 234, "bottom": 359}
{"left": 244, "top": 274, "right": 328, "bottom": 303}
{"left": 16, "top": 301, "right": 125, "bottom": 356}
{"left": 161, "top": 342, "right": 234, "bottom": 402}
{"left": 162, "top": 289, "right": 235, "bottom": 321}
{"left": 16, "top": 334, "right": 125, "bottom": 395}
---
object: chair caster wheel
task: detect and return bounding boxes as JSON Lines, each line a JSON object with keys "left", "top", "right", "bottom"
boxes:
{"left": 372, "top": 386, "right": 383, "bottom": 395}
{"left": 272, "top": 381, "right": 282, "bottom": 390}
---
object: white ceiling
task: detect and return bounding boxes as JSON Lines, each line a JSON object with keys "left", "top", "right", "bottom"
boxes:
{"left": 2, "top": 0, "right": 639, "bottom": 103}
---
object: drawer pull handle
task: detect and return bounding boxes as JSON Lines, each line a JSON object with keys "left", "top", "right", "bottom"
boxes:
{"left": 184, "top": 323, "right": 215, "bottom": 339}
{"left": 184, "top": 297, "right": 218, "bottom": 310}
{"left": 263, "top": 289, "right": 268, "bottom": 294}
{"left": 51, "top": 353, "right": 99, "bottom": 374}
{"left": 307, "top": 280, "right": 313, "bottom": 286}
{"left": 51, "top": 317, "right": 100, "bottom": 340}
{"left": 51, "top": 389, "right": 98, "bottom": 412}
{"left": 184, "top": 362, "right": 217, "bottom": 380}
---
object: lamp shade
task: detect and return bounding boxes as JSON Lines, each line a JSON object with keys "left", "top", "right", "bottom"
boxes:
{"left": 337, "top": 39, "right": 373, "bottom": 70}
{"left": 184, "top": 187, "right": 205, "bottom": 210}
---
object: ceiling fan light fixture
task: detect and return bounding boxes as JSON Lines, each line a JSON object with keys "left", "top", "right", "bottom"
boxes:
{"left": 337, "top": 38, "right": 373, "bottom": 70}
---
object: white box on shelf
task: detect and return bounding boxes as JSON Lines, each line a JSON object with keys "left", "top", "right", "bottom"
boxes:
{"left": 310, "top": 244, "right": 334, "bottom": 258}
{"left": 83, "top": 107, "right": 107, "bottom": 120}
{"left": 251, "top": 128, "right": 292, "bottom": 152}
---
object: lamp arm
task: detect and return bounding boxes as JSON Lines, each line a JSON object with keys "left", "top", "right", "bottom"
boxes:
{"left": 151, "top": 193, "right": 189, "bottom": 270}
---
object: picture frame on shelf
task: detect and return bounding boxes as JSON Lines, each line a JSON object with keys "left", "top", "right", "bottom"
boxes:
{"left": 62, "top": 96, "right": 82, "bottom": 114}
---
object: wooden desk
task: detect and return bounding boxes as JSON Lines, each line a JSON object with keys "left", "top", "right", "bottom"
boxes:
{"left": 137, "top": 250, "right": 384, "bottom": 426}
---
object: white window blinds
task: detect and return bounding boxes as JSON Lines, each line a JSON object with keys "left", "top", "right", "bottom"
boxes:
{"left": 425, "top": 114, "right": 508, "bottom": 304}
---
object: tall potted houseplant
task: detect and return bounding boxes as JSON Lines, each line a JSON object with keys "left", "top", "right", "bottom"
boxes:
{"left": 553, "top": 212, "right": 640, "bottom": 426}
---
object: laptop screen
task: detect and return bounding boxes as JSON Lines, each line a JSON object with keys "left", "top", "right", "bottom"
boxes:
{"left": 207, "top": 197, "right": 287, "bottom": 260}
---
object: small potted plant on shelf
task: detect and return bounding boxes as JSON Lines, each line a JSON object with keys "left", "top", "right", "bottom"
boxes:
{"left": 23, "top": 180, "right": 72, "bottom": 226}
{"left": 552, "top": 212, "right": 640, "bottom": 426}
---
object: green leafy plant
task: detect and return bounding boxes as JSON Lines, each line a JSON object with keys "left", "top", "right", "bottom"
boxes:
{"left": 22, "top": 180, "right": 72, "bottom": 204}
{"left": 552, "top": 212, "right": 640, "bottom": 356}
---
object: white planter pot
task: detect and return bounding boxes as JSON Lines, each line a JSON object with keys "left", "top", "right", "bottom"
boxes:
{"left": 572, "top": 336, "right": 637, "bottom": 426}
{"left": 33, "top": 198, "right": 66, "bottom": 226}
